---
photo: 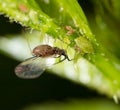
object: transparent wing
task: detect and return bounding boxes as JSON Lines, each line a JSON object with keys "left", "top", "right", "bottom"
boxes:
{"left": 15, "top": 56, "right": 55, "bottom": 79}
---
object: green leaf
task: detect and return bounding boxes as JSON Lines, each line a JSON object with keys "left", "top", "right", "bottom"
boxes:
{"left": 0, "top": 0, "right": 120, "bottom": 102}
{"left": 22, "top": 98, "right": 120, "bottom": 110}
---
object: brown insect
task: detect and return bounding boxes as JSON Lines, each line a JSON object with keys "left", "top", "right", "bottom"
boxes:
{"left": 15, "top": 45, "right": 71, "bottom": 79}
{"left": 65, "top": 25, "right": 76, "bottom": 35}
{"left": 18, "top": 3, "right": 29, "bottom": 13}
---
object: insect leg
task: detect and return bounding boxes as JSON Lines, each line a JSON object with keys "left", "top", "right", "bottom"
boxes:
{"left": 53, "top": 55, "right": 67, "bottom": 65}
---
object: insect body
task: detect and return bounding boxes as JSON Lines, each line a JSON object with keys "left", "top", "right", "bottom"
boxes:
{"left": 15, "top": 45, "right": 71, "bottom": 79}
{"left": 65, "top": 25, "right": 76, "bottom": 35}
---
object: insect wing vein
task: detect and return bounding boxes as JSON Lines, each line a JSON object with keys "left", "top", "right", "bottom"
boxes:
{"left": 15, "top": 57, "right": 49, "bottom": 79}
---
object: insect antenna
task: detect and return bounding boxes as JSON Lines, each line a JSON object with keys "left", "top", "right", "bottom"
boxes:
{"left": 26, "top": 35, "right": 33, "bottom": 55}
{"left": 23, "top": 28, "right": 33, "bottom": 56}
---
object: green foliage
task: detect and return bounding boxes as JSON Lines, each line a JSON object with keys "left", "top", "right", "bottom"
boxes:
{"left": 0, "top": 0, "right": 120, "bottom": 104}
{"left": 23, "top": 98, "right": 120, "bottom": 110}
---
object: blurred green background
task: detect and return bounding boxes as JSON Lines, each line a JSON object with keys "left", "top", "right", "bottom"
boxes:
{"left": 0, "top": 0, "right": 120, "bottom": 110}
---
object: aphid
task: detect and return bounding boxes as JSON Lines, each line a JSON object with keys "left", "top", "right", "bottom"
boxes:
{"left": 64, "top": 25, "right": 76, "bottom": 35}
{"left": 15, "top": 45, "right": 71, "bottom": 79}
{"left": 18, "top": 3, "right": 29, "bottom": 13}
